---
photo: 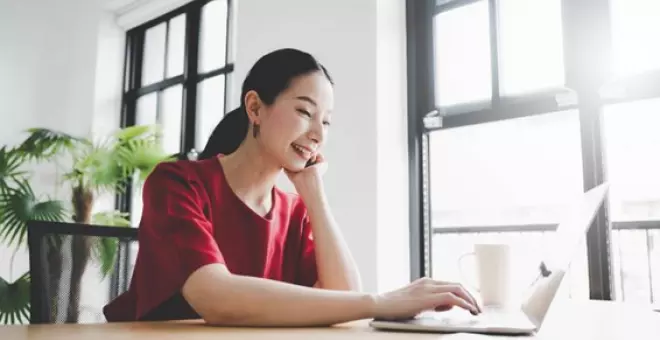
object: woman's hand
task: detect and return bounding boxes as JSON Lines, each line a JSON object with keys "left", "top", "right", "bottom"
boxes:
{"left": 371, "top": 277, "right": 482, "bottom": 321}
{"left": 285, "top": 153, "right": 328, "bottom": 198}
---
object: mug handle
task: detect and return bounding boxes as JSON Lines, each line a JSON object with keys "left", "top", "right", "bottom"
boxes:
{"left": 458, "top": 252, "right": 480, "bottom": 292}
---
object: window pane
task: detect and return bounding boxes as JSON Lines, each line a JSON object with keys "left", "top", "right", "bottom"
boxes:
{"left": 127, "top": 242, "right": 140, "bottom": 283}
{"left": 196, "top": 75, "right": 226, "bottom": 150}
{"left": 132, "top": 92, "right": 160, "bottom": 228}
{"left": 124, "top": 43, "right": 131, "bottom": 91}
{"left": 160, "top": 85, "right": 183, "bottom": 155}
{"left": 430, "top": 111, "right": 584, "bottom": 228}
{"left": 136, "top": 92, "right": 158, "bottom": 125}
{"left": 130, "top": 172, "right": 144, "bottom": 228}
{"left": 142, "top": 23, "right": 167, "bottom": 85}
{"left": 499, "top": 0, "right": 565, "bottom": 95}
{"left": 429, "top": 111, "right": 589, "bottom": 299}
{"left": 199, "top": 0, "right": 228, "bottom": 73}
{"left": 603, "top": 98, "right": 660, "bottom": 221}
{"left": 433, "top": 1, "right": 491, "bottom": 107}
{"left": 611, "top": 229, "right": 656, "bottom": 304}
{"left": 166, "top": 15, "right": 186, "bottom": 77}
{"left": 610, "top": 0, "right": 660, "bottom": 76}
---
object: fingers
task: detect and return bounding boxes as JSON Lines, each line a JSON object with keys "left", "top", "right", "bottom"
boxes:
{"left": 434, "top": 305, "right": 453, "bottom": 312}
{"left": 308, "top": 153, "right": 327, "bottom": 175}
{"left": 433, "top": 292, "right": 478, "bottom": 315}
{"left": 434, "top": 284, "right": 481, "bottom": 313}
{"left": 415, "top": 278, "right": 481, "bottom": 313}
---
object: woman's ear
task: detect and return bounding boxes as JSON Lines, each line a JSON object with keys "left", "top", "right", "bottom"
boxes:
{"left": 244, "top": 90, "right": 262, "bottom": 124}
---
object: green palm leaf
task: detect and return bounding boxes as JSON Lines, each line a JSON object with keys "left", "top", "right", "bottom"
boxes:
{"left": 17, "top": 128, "right": 86, "bottom": 160}
{"left": 65, "top": 125, "right": 169, "bottom": 192}
{"left": 114, "top": 125, "right": 159, "bottom": 142}
{"left": 0, "top": 272, "right": 30, "bottom": 325}
{"left": 67, "top": 145, "right": 125, "bottom": 193}
{"left": 0, "top": 147, "right": 27, "bottom": 191}
{"left": 90, "top": 212, "right": 131, "bottom": 278}
{"left": 92, "top": 211, "right": 131, "bottom": 227}
{"left": 93, "top": 237, "right": 120, "bottom": 279}
{"left": 0, "top": 181, "right": 67, "bottom": 247}
{"left": 116, "top": 139, "right": 171, "bottom": 182}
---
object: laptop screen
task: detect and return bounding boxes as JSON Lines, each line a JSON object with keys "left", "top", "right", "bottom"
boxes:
{"left": 538, "top": 183, "right": 609, "bottom": 277}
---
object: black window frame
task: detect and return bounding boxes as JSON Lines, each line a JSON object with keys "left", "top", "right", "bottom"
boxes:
{"left": 406, "top": 0, "right": 660, "bottom": 300}
{"left": 118, "top": 0, "right": 234, "bottom": 214}
{"left": 112, "top": 0, "right": 234, "bottom": 288}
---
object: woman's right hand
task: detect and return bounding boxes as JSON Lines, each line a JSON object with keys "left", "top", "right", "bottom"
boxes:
{"left": 371, "top": 277, "right": 482, "bottom": 321}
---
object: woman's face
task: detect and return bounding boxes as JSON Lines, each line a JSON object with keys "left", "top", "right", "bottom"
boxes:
{"left": 255, "top": 71, "right": 334, "bottom": 171}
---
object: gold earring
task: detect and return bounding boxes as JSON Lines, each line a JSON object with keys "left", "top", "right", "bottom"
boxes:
{"left": 252, "top": 123, "right": 260, "bottom": 138}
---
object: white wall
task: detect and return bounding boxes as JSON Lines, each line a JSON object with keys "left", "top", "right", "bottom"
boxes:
{"left": 91, "top": 11, "right": 125, "bottom": 139}
{"left": 0, "top": 0, "right": 107, "bottom": 283}
{"left": 0, "top": 0, "right": 101, "bottom": 145}
{"left": 375, "top": 0, "right": 410, "bottom": 293}
{"left": 233, "top": 0, "right": 409, "bottom": 293}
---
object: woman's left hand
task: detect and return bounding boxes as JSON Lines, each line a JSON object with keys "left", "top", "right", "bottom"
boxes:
{"left": 285, "top": 153, "right": 328, "bottom": 198}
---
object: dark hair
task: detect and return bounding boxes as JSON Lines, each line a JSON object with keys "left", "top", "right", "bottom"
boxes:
{"left": 198, "top": 48, "right": 333, "bottom": 160}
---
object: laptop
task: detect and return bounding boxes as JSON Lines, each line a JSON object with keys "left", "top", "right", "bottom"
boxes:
{"left": 370, "top": 183, "right": 610, "bottom": 335}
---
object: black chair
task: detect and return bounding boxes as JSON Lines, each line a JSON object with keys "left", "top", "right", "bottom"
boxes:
{"left": 27, "top": 221, "right": 138, "bottom": 324}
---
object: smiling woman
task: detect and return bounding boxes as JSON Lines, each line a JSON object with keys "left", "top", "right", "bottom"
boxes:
{"left": 103, "top": 48, "right": 481, "bottom": 326}
{"left": 198, "top": 48, "right": 334, "bottom": 165}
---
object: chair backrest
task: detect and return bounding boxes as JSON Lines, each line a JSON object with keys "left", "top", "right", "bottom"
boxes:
{"left": 27, "top": 221, "right": 138, "bottom": 324}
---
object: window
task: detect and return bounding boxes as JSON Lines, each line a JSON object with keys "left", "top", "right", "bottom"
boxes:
{"left": 498, "top": 0, "right": 565, "bottom": 96}
{"left": 120, "top": 0, "right": 233, "bottom": 226}
{"left": 433, "top": 1, "right": 491, "bottom": 107}
{"left": 603, "top": 98, "right": 660, "bottom": 304}
{"left": 430, "top": 111, "right": 583, "bottom": 229}
{"left": 610, "top": 0, "right": 660, "bottom": 77}
{"left": 603, "top": 98, "right": 660, "bottom": 222}
{"left": 429, "top": 110, "right": 590, "bottom": 300}
{"left": 408, "top": 0, "right": 660, "bottom": 305}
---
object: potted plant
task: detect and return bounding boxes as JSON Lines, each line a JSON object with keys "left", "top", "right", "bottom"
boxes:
{"left": 0, "top": 125, "right": 171, "bottom": 324}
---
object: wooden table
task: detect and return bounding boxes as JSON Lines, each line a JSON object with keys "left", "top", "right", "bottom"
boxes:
{"left": 2, "top": 300, "right": 659, "bottom": 339}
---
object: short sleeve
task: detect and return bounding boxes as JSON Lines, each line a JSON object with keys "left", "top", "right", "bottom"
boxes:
{"left": 132, "top": 162, "right": 225, "bottom": 319}
{"left": 296, "top": 214, "right": 318, "bottom": 287}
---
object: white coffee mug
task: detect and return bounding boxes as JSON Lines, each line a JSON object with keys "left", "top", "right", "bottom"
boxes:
{"left": 458, "top": 242, "right": 512, "bottom": 307}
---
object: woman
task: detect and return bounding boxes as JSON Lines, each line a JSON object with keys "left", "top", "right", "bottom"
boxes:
{"left": 103, "top": 48, "right": 481, "bottom": 326}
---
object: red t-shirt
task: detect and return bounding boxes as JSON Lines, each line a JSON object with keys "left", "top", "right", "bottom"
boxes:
{"left": 103, "top": 157, "right": 317, "bottom": 322}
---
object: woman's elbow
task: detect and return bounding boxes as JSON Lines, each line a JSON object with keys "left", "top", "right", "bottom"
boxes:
{"left": 182, "top": 264, "right": 246, "bottom": 325}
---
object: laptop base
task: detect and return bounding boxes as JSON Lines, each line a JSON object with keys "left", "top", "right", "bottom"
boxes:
{"left": 369, "top": 308, "right": 537, "bottom": 336}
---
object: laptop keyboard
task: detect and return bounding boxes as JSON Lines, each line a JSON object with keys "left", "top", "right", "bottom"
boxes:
{"left": 419, "top": 307, "right": 529, "bottom": 327}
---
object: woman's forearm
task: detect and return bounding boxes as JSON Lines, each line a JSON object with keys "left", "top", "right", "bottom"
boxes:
{"left": 183, "top": 265, "right": 375, "bottom": 326}
{"left": 302, "top": 184, "right": 362, "bottom": 291}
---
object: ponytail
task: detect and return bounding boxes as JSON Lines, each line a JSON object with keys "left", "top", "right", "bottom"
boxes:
{"left": 198, "top": 107, "right": 249, "bottom": 160}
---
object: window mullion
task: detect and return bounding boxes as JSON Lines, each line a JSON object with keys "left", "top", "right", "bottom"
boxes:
{"left": 406, "top": 0, "right": 436, "bottom": 280}
{"left": 157, "top": 20, "right": 170, "bottom": 126}
{"left": 156, "top": 21, "right": 167, "bottom": 124}
{"left": 223, "top": 0, "right": 233, "bottom": 114}
{"left": 117, "top": 29, "right": 145, "bottom": 216}
{"left": 562, "top": 0, "right": 614, "bottom": 300}
{"left": 133, "top": 30, "right": 145, "bottom": 97}
{"left": 182, "top": 4, "right": 202, "bottom": 153}
{"left": 113, "top": 26, "right": 145, "bottom": 300}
